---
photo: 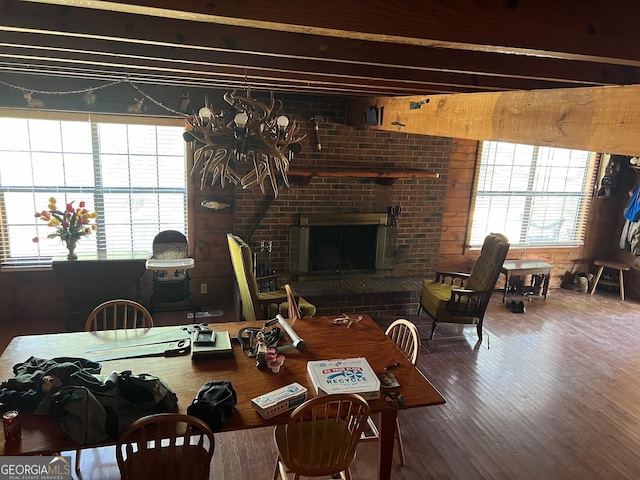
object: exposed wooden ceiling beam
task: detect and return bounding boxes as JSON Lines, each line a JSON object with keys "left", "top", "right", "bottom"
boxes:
{"left": 5, "top": 6, "right": 635, "bottom": 89}
{"left": 0, "top": 0, "right": 636, "bottom": 98}
{"left": 4, "top": 31, "right": 602, "bottom": 96}
{"left": 2, "top": 0, "right": 640, "bottom": 158}
{"left": 348, "top": 85, "right": 640, "bottom": 156}
{"left": 21, "top": 0, "right": 640, "bottom": 66}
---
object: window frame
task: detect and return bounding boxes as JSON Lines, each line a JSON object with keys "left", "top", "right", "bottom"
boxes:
{"left": 468, "top": 140, "right": 599, "bottom": 249}
{"left": 0, "top": 109, "right": 190, "bottom": 270}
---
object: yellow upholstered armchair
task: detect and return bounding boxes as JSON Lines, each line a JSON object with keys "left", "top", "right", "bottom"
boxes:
{"left": 418, "top": 233, "right": 509, "bottom": 341}
{"left": 227, "top": 233, "right": 316, "bottom": 321}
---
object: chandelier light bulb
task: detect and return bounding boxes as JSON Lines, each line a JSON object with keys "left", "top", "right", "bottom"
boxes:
{"left": 234, "top": 112, "right": 248, "bottom": 128}
{"left": 185, "top": 89, "right": 306, "bottom": 198}
{"left": 277, "top": 115, "right": 290, "bottom": 129}
{"left": 199, "top": 107, "right": 212, "bottom": 121}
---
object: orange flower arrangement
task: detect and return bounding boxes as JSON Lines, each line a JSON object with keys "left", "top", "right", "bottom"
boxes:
{"left": 32, "top": 197, "right": 98, "bottom": 258}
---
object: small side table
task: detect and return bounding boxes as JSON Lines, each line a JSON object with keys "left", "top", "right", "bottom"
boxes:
{"left": 501, "top": 260, "right": 553, "bottom": 303}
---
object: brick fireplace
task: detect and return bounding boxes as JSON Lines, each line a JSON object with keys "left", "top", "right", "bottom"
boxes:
{"left": 229, "top": 93, "right": 450, "bottom": 317}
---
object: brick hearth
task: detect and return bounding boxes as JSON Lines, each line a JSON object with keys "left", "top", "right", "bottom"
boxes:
{"left": 290, "top": 276, "right": 423, "bottom": 319}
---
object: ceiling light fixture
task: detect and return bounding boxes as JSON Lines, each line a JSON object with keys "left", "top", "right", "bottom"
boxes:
{"left": 184, "top": 89, "right": 305, "bottom": 198}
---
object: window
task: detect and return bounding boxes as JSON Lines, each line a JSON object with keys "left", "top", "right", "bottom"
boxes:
{"left": 469, "top": 141, "right": 597, "bottom": 248}
{"left": 0, "top": 112, "right": 187, "bottom": 268}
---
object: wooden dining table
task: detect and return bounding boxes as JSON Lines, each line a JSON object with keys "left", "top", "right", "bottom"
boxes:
{"left": 0, "top": 314, "right": 445, "bottom": 479}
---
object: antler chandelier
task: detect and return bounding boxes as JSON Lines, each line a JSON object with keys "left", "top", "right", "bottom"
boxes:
{"left": 184, "top": 89, "right": 305, "bottom": 198}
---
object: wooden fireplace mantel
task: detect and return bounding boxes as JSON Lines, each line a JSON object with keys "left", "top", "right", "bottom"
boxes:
{"left": 286, "top": 168, "right": 440, "bottom": 186}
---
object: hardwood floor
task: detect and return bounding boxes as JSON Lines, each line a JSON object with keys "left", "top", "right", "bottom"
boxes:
{"left": 6, "top": 289, "right": 640, "bottom": 479}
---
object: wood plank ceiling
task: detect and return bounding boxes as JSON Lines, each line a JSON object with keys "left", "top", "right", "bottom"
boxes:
{"left": 2, "top": 0, "right": 639, "bottom": 98}
{"left": 3, "top": 0, "right": 640, "bottom": 154}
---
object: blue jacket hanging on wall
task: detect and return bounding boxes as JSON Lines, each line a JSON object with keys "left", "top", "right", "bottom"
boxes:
{"left": 620, "top": 185, "right": 640, "bottom": 255}
{"left": 623, "top": 185, "right": 640, "bottom": 221}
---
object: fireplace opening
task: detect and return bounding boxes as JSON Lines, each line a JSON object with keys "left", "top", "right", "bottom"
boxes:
{"left": 308, "top": 225, "right": 377, "bottom": 273}
{"left": 291, "top": 213, "right": 395, "bottom": 279}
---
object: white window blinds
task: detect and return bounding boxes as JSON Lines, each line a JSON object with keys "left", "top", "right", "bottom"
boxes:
{"left": 0, "top": 112, "right": 187, "bottom": 268}
{"left": 470, "top": 141, "right": 597, "bottom": 248}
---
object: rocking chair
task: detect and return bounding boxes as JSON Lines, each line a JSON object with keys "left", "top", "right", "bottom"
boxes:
{"left": 418, "top": 233, "right": 509, "bottom": 341}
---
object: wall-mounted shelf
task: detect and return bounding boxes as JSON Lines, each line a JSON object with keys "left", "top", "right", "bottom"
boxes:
{"left": 287, "top": 169, "right": 440, "bottom": 186}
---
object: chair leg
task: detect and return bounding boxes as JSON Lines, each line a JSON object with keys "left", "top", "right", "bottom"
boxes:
{"left": 476, "top": 321, "right": 483, "bottom": 342}
{"left": 75, "top": 449, "right": 81, "bottom": 473}
{"left": 416, "top": 304, "right": 422, "bottom": 315}
{"left": 273, "top": 458, "right": 282, "bottom": 480}
{"left": 619, "top": 269, "right": 625, "bottom": 301}
{"left": 360, "top": 414, "right": 380, "bottom": 440}
{"left": 395, "top": 417, "right": 405, "bottom": 466}
{"left": 430, "top": 321, "right": 437, "bottom": 339}
{"left": 590, "top": 266, "right": 604, "bottom": 295}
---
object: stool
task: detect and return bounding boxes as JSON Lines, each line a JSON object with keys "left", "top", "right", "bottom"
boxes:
{"left": 590, "top": 260, "right": 631, "bottom": 300}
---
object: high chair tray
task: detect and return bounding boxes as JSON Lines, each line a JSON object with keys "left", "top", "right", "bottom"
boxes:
{"left": 146, "top": 258, "right": 195, "bottom": 270}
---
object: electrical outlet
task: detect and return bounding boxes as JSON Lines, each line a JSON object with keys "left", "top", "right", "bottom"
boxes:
{"left": 200, "top": 283, "right": 207, "bottom": 294}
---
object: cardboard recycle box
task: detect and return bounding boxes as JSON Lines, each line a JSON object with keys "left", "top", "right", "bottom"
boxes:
{"left": 307, "top": 357, "right": 381, "bottom": 400}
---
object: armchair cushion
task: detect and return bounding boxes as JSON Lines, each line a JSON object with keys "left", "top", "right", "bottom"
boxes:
{"left": 420, "top": 281, "right": 480, "bottom": 325}
{"left": 267, "top": 296, "right": 317, "bottom": 319}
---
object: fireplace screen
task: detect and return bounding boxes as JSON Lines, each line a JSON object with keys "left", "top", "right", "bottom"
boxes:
{"left": 291, "top": 213, "right": 394, "bottom": 278}
{"left": 308, "top": 225, "right": 377, "bottom": 272}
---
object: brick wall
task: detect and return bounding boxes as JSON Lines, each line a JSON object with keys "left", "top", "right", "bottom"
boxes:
{"left": 231, "top": 94, "right": 449, "bottom": 281}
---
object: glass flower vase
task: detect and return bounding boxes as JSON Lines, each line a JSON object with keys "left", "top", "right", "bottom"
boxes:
{"left": 65, "top": 238, "right": 78, "bottom": 261}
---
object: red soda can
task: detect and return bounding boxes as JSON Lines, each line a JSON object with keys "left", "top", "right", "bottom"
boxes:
{"left": 3, "top": 410, "right": 21, "bottom": 441}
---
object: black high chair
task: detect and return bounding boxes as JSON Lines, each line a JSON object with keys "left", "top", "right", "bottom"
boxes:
{"left": 146, "top": 230, "right": 198, "bottom": 312}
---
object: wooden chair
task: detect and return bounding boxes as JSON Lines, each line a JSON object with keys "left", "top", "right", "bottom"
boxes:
{"left": 84, "top": 299, "right": 154, "bottom": 332}
{"left": 227, "top": 233, "right": 316, "bottom": 321}
{"left": 360, "top": 319, "right": 420, "bottom": 465}
{"left": 273, "top": 393, "right": 370, "bottom": 480}
{"left": 116, "top": 413, "right": 215, "bottom": 480}
{"left": 75, "top": 299, "right": 155, "bottom": 471}
{"left": 418, "top": 233, "right": 510, "bottom": 341}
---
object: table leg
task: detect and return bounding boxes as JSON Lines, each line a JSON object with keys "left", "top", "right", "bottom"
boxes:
{"left": 378, "top": 410, "right": 398, "bottom": 480}
{"left": 542, "top": 272, "right": 550, "bottom": 301}
{"left": 503, "top": 272, "right": 510, "bottom": 303}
